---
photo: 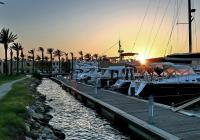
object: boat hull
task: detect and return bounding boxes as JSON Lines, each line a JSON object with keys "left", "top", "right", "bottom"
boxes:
{"left": 138, "top": 83, "right": 200, "bottom": 106}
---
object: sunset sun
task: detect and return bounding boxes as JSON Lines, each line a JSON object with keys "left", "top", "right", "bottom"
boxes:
{"left": 137, "top": 55, "right": 146, "bottom": 65}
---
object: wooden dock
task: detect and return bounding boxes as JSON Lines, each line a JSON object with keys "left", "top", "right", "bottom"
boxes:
{"left": 52, "top": 77, "right": 200, "bottom": 140}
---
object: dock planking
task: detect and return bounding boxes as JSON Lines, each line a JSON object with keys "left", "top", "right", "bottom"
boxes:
{"left": 53, "top": 77, "right": 200, "bottom": 140}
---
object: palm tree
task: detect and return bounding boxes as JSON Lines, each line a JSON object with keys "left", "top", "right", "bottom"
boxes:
{"left": 36, "top": 55, "right": 41, "bottom": 61}
{"left": 28, "top": 49, "right": 35, "bottom": 73}
{"left": 47, "top": 48, "right": 54, "bottom": 74}
{"left": 38, "top": 47, "right": 44, "bottom": 73}
{"left": 53, "top": 49, "right": 63, "bottom": 73}
{"left": 9, "top": 47, "right": 13, "bottom": 75}
{"left": 93, "top": 53, "right": 98, "bottom": 60}
{"left": 11, "top": 42, "right": 22, "bottom": 74}
{"left": 84, "top": 53, "right": 91, "bottom": 61}
{"left": 78, "top": 51, "right": 83, "bottom": 61}
{"left": 62, "top": 52, "right": 71, "bottom": 73}
{"left": 44, "top": 56, "right": 49, "bottom": 61}
{"left": 64, "top": 52, "right": 68, "bottom": 61}
{"left": 70, "top": 52, "right": 74, "bottom": 75}
{"left": 20, "top": 47, "right": 25, "bottom": 74}
{"left": 0, "top": 28, "right": 17, "bottom": 76}
{"left": 27, "top": 56, "right": 32, "bottom": 61}
{"left": 44, "top": 56, "right": 49, "bottom": 73}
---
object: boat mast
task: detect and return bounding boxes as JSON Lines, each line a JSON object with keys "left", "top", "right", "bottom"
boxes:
{"left": 188, "top": 0, "right": 196, "bottom": 53}
{"left": 118, "top": 40, "right": 124, "bottom": 61}
{"left": 188, "top": 0, "right": 192, "bottom": 53}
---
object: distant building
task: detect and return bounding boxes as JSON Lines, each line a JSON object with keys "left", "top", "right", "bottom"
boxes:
{"left": 52, "top": 61, "right": 61, "bottom": 73}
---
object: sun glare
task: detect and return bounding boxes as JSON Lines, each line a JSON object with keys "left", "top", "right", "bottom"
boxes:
{"left": 138, "top": 55, "right": 146, "bottom": 65}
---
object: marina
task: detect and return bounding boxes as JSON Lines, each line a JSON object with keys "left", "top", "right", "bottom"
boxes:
{"left": 0, "top": 0, "right": 200, "bottom": 139}
{"left": 52, "top": 76, "right": 200, "bottom": 140}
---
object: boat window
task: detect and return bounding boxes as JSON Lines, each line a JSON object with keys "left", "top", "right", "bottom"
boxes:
{"left": 197, "top": 78, "right": 200, "bottom": 82}
{"left": 122, "top": 82, "right": 131, "bottom": 87}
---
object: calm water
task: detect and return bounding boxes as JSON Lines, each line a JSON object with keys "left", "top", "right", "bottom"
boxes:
{"left": 37, "top": 79, "right": 130, "bottom": 140}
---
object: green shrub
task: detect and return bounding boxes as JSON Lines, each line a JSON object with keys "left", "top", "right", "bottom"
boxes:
{"left": 32, "top": 72, "right": 42, "bottom": 80}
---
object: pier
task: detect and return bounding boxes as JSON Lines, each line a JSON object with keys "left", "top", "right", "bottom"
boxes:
{"left": 52, "top": 77, "right": 200, "bottom": 140}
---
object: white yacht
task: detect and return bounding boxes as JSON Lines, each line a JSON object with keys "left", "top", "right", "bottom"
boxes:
{"left": 128, "top": 62, "right": 200, "bottom": 106}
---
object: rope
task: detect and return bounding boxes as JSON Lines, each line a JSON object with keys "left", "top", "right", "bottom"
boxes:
{"left": 164, "top": 0, "right": 183, "bottom": 56}
{"left": 144, "top": 0, "right": 161, "bottom": 57}
{"left": 132, "top": 0, "right": 151, "bottom": 50}
{"left": 147, "top": 0, "right": 171, "bottom": 57}
{"left": 172, "top": 96, "right": 199, "bottom": 107}
{"left": 101, "top": 42, "right": 118, "bottom": 55}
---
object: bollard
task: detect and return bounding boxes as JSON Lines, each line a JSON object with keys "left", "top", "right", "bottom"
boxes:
{"left": 107, "top": 80, "right": 110, "bottom": 87}
{"left": 148, "top": 95, "right": 154, "bottom": 124}
{"left": 96, "top": 79, "right": 98, "bottom": 94}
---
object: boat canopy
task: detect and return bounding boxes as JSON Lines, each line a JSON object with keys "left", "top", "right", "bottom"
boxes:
{"left": 149, "top": 62, "right": 195, "bottom": 76}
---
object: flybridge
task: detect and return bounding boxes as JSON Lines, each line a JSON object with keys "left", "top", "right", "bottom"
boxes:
{"left": 165, "top": 53, "right": 200, "bottom": 64}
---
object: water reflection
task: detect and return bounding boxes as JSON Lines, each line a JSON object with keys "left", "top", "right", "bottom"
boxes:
{"left": 37, "top": 79, "right": 130, "bottom": 140}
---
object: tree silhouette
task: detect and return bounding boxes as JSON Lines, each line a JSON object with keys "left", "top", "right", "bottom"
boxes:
{"left": 20, "top": 47, "right": 25, "bottom": 74}
{"left": 28, "top": 49, "right": 35, "bottom": 73}
{"left": 53, "top": 49, "right": 63, "bottom": 73}
{"left": 9, "top": 47, "right": 13, "bottom": 75}
{"left": 36, "top": 55, "right": 41, "bottom": 61}
{"left": 11, "top": 42, "right": 22, "bottom": 74}
{"left": 78, "top": 51, "right": 83, "bottom": 60}
{"left": 44, "top": 56, "right": 49, "bottom": 61}
{"left": 38, "top": 47, "right": 44, "bottom": 73}
{"left": 63, "top": 52, "right": 70, "bottom": 73}
{"left": 93, "top": 53, "right": 98, "bottom": 60}
{"left": 44, "top": 56, "right": 49, "bottom": 73}
{"left": 47, "top": 48, "right": 54, "bottom": 74}
{"left": 84, "top": 53, "right": 91, "bottom": 61}
{"left": 0, "top": 28, "right": 17, "bottom": 75}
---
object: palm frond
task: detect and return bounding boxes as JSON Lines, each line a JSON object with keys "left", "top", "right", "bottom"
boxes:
{"left": 0, "top": 28, "right": 17, "bottom": 44}
{"left": 47, "top": 48, "right": 54, "bottom": 54}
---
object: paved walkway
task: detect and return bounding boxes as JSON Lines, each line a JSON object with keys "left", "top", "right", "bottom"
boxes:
{"left": 0, "top": 77, "right": 27, "bottom": 99}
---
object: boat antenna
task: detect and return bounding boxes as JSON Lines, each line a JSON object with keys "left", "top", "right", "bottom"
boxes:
{"left": 118, "top": 40, "right": 124, "bottom": 61}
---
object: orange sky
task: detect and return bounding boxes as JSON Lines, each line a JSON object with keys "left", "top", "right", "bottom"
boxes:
{"left": 0, "top": 0, "right": 199, "bottom": 60}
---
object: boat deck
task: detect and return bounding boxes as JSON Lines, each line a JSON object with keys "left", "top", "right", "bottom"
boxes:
{"left": 53, "top": 77, "right": 200, "bottom": 140}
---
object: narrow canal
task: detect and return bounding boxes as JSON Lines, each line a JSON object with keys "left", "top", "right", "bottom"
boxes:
{"left": 37, "top": 79, "right": 130, "bottom": 140}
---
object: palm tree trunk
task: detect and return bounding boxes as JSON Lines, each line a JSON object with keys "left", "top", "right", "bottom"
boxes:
{"left": 42, "top": 52, "right": 44, "bottom": 73}
{"left": 71, "top": 55, "right": 73, "bottom": 78}
{"left": 21, "top": 57, "right": 24, "bottom": 74}
{"left": 10, "top": 50, "right": 13, "bottom": 75}
{"left": 50, "top": 53, "right": 53, "bottom": 74}
{"left": 32, "top": 54, "right": 35, "bottom": 73}
{"left": 17, "top": 51, "right": 19, "bottom": 74}
{"left": 58, "top": 56, "right": 60, "bottom": 73}
{"left": 4, "top": 44, "right": 8, "bottom": 76}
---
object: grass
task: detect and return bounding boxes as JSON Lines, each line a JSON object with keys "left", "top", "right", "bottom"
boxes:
{"left": 0, "top": 78, "right": 34, "bottom": 139}
{"left": 0, "top": 74, "right": 25, "bottom": 85}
